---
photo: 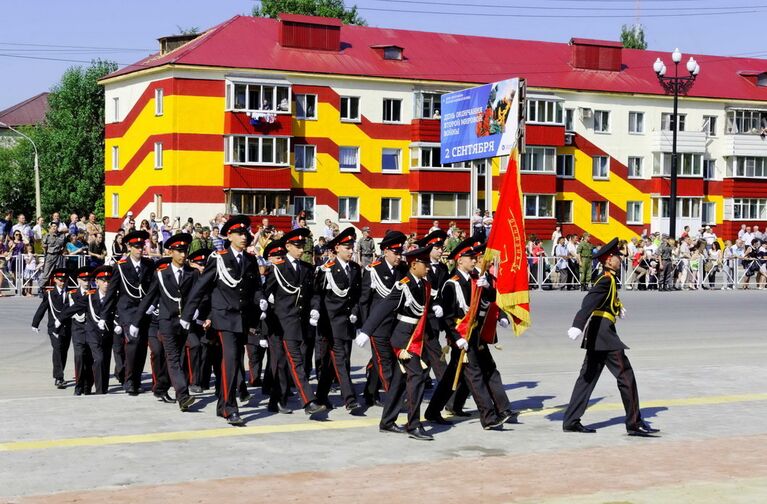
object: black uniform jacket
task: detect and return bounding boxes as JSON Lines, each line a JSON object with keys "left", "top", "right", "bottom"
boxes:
{"left": 181, "top": 248, "right": 263, "bottom": 333}
{"left": 359, "top": 259, "right": 405, "bottom": 334}
{"left": 102, "top": 256, "right": 155, "bottom": 326}
{"left": 361, "top": 272, "right": 432, "bottom": 352}
{"left": 264, "top": 257, "right": 319, "bottom": 341}
{"left": 440, "top": 270, "right": 475, "bottom": 344}
{"left": 63, "top": 289, "right": 112, "bottom": 339}
{"left": 65, "top": 288, "right": 89, "bottom": 337}
{"left": 571, "top": 271, "right": 628, "bottom": 351}
{"left": 135, "top": 262, "right": 197, "bottom": 336}
{"left": 315, "top": 258, "right": 361, "bottom": 341}
{"left": 32, "top": 287, "right": 71, "bottom": 335}
{"left": 426, "top": 261, "right": 449, "bottom": 338}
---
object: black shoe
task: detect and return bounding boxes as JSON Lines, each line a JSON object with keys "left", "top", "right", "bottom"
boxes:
{"left": 425, "top": 413, "right": 452, "bottom": 425}
{"left": 226, "top": 413, "right": 245, "bottom": 426}
{"left": 563, "top": 421, "right": 596, "bottom": 433}
{"left": 407, "top": 426, "right": 434, "bottom": 441}
{"left": 238, "top": 391, "right": 252, "bottom": 404}
{"left": 74, "top": 387, "right": 83, "bottom": 396}
{"left": 178, "top": 395, "right": 195, "bottom": 412}
{"left": 627, "top": 422, "right": 660, "bottom": 437}
{"left": 379, "top": 423, "right": 405, "bottom": 434}
{"left": 304, "top": 401, "right": 328, "bottom": 416}
{"left": 345, "top": 400, "right": 362, "bottom": 412}
{"left": 189, "top": 385, "right": 203, "bottom": 394}
{"left": 446, "top": 408, "right": 471, "bottom": 417}
{"left": 127, "top": 388, "right": 140, "bottom": 396}
{"left": 483, "top": 417, "right": 505, "bottom": 430}
{"left": 500, "top": 409, "right": 520, "bottom": 424}
{"left": 155, "top": 392, "right": 176, "bottom": 403}
{"left": 269, "top": 402, "right": 293, "bottom": 414}
{"left": 55, "top": 379, "right": 66, "bottom": 389}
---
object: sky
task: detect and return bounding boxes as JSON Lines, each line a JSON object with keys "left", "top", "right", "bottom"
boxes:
{"left": 2, "top": 0, "right": 767, "bottom": 110}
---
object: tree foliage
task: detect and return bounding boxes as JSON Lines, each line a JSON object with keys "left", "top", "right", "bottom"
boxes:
{"left": 620, "top": 24, "right": 648, "bottom": 50}
{"left": 176, "top": 25, "right": 200, "bottom": 35}
{"left": 252, "top": 0, "right": 366, "bottom": 25}
{"left": 0, "top": 139, "right": 36, "bottom": 217}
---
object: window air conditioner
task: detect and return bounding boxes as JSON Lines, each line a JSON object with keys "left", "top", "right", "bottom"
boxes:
{"left": 578, "top": 107, "right": 593, "bottom": 120}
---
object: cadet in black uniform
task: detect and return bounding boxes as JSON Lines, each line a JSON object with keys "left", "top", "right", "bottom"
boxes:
{"left": 65, "top": 266, "right": 94, "bottom": 395}
{"left": 143, "top": 257, "right": 172, "bottom": 403}
{"left": 102, "top": 230, "right": 154, "bottom": 395}
{"left": 185, "top": 248, "right": 212, "bottom": 393}
{"left": 417, "top": 230, "right": 450, "bottom": 382}
{"left": 32, "top": 268, "right": 73, "bottom": 389}
{"left": 181, "top": 215, "right": 264, "bottom": 426}
{"left": 563, "top": 238, "right": 660, "bottom": 437}
{"left": 358, "top": 230, "right": 407, "bottom": 406}
{"left": 315, "top": 227, "right": 363, "bottom": 412}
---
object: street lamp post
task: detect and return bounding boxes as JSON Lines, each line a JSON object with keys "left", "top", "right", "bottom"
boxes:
{"left": 0, "top": 121, "right": 42, "bottom": 219}
{"left": 653, "top": 49, "right": 700, "bottom": 239}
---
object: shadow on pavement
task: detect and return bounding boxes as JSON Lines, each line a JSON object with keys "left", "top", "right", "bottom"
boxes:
{"left": 585, "top": 406, "right": 668, "bottom": 430}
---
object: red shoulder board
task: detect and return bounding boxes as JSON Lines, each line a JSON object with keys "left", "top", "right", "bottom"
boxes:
{"left": 217, "top": 249, "right": 228, "bottom": 255}
{"left": 451, "top": 275, "right": 460, "bottom": 281}
{"left": 370, "top": 260, "right": 381, "bottom": 267}
{"left": 69, "top": 289, "right": 78, "bottom": 293}
{"left": 157, "top": 263, "right": 170, "bottom": 271}
{"left": 87, "top": 289, "right": 96, "bottom": 294}
{"left": 400, "top": 277, "right": 410, "bottom": 284}
{"left": 326, "top": 260, "right": 336, "bottom": 267}
{"left": 273, "top": 258, "right": 285, "bottom": 265}
{"left": 117, "top": 259, "right": 127, "bottom": 264}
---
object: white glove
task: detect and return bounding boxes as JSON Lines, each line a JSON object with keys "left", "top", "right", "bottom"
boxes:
{"left": 309, "top": 317, "right": 318, "bottom": 327}
{"left": 456, "top": 338, "right": 469, "bottom": 351}
{"left": 567, "top": 327, "right": 582, "bottom": 340}
{"left": 260, "top": 312, "right": 267, "bottom": 320}
{"left": 54, "top": 320, "right": 61, "bottom": 329}
{"left": 97, "top": 320, "right": 106, "bottom": 331}
{"left": 193, "top": 309, "right": 199, "bottom": 320}
{"left": 180, "top": 319, "right": 191, "bottom": 331}
{"left": 619, "top": 307, "right": 626, "bottom": 319}
{"left": 145, "top": 305, "right": 156, "bottom": 315}
{"left": 498, "top": 318, "right": 510, "bottom": 328}
{"left": 349, "top": 314, "right": 358, "bottom": 324}
{"left": 31, "top": 327, "right": 39, "bottom": 334}
{"left": 129, "top": 325, "right": 139, "bottom": 338}
{"left": 432, "top": 305, "right": 444, "bottom": 318}
{"left": 355, "top": 331, "right": 369, "bottom": 348}
{"left": 476, "top": 275, "right": 490, "bottom": 288}
{"left": 258, "top": 339, "right": 268, "bottom": 348}
{"left": 114, "top": 324, "right": 123, "bottom": 335}
{"left": 259, "top": 299, "right": 268, "bottom": 311}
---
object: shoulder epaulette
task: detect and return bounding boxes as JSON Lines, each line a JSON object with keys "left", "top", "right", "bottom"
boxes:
{"left": 273, "top": 258, "right": 285, "bottom": 265}
{"left": 370, "top": 260, "right": 381, "bottom": 267}
{"left": 117, "top": 259, "right": 127, "bottom": 264}
{"left": 87, "top": 289, "right": 96, "bottom": 294}
{"left": 157, "top": 263, "right": 170, "bottom": 271}
{"left": 450, "top": 275, "right": 460, "bottom": 281}
{"left": 68, "top": 289, "right": 78, "bottom": 293}
{"left": 326, "top": 260, "right": 336, "bottom": 267}
{"left": 217, "top": 249, "right": 228, "bottom": 255}
{"left": 400, "top": 277, "right": 410, "bottom": 284}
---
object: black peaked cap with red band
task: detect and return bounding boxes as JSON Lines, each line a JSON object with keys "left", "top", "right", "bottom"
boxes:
{"left": 75, "top": 266, "right": 93, "bottom": 280}
{"left": 594, "top": 237, "right": 621, "bottom": 262}
{"left": 326, "top": 226, "right": 356, "bottom": 249}
{"left": 165, "top": 232, "right": 192, "bottom": 252}
{"left": 154, "top": 256, "right": 172, "bottom": 269}
{"left": 380, "top": 230, "right": 407, "bottom": 252}
{"left": 403, "top": 244, "right": 434, "bottom": 263}
{"left": 417, "top": 230, "right": 448, "bottom": 248}
{"left": 124, "top": 230, "right": 149, "bottom": 248}
{"left": 283, "top": 227, "right": 310, "bottom": 246}
{"left": 447, "top": 236, "right": 484, "bottom": 261}
{"left": 50, "top": 268, "right": 70, "bottom": 280}
{"left": 92, "top": 265, "right": 113, "bottom": 280}
{"left": 221, "top": 215, "right": 251, "bottom": 237}
{"left": 187, "top": 248, "right": 212, "bottom": 264}
{"left": 263, "top": 240, "right": 287, "bottom": 258}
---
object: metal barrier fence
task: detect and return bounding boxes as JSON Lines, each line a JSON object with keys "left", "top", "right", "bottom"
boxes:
{"left": 0, "top": 254, "right": 91, "bottom": 297}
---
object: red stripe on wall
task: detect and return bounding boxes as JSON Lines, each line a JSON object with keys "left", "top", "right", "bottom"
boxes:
{"left": 559, "top": 178, "right": 628, "bottom": 225}
{"left": 573, "top": 133, "right": 628, "bottom": 180}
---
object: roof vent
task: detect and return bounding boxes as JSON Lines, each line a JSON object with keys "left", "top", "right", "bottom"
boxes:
{"left": 157, "top": 34, "right": 200, "bottom": 56}
{"left": 371, "top": 45, "right": 404, "bottom": 61}
{"left": 569, "top": 38, "right": 623, "bottom": 72}
{"left": 279, "top": 13, "right": 342, "bottom": 51}
{"left": 738, "top": 70, "right": 767, "bottom": 87}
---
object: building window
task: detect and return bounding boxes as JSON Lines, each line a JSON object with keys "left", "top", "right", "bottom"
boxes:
{"left": 653, "top": 197, "right": 702, "bottom": 218}
{"left": 294, "top": 144, "right": 316, "bottom": 171}
{"left": 295, "top": 94, "right": 317, "bottom": 120}
{"left": 591, "top": 201, "right": 609, "bottom": 223}
{"left": 227, "top": 81, "right": 291, "bottom": 113}
{"left": 293, "top": 196, "right": 315, "bottom": 222}
{"left": 225, "top": 136, "right": 290, "bottom": 166}
{"left": 594, "top": 110, "right": 610, "bottom": 133}
{"left": 627, "top": 156, "right": 643, "bottom": 178}
{"left": 154, "top": 194, "right": 163, "bottom": 217}
{"left": 111, "top": 146, "right": 119, "bottom": 170}
{"left": 383, "top": 99, "right": 402, "bottom": 122}
{"left": 726, "top": 109, "right": 767, "bottom": 134}
{"left": 228, "top": 190, "right": 290, "bottom": 216}
{"left": 338, "top": 197, "right": 359, "bottom": 222}
{"left": 340, "top": 96, "right": 360, "bottom": 121}
{"left": 155, "top": 88, "right": 164, "bottom": 116}
{"left": 626, "top": 201, "right": 643, "bottom": 224}
{"left": 154, "top": 142, "right": 163, "bottom": 169}
{"left": 112, "top": 97, "right": 119, "bottom": 122}
{"left": 592, "top": 156, "right": 609, "bottom": 179}
{"left": 654, "top": 153, "right": 703, "bottom": 177}
{"left": 383, "top": 46, "right": 402, "bottom": 60}
{"left": 555, "top": 200, "right": 573, "bottom": 223}
{"left": 418, "top": 146, "right": 445, "bottom": 168}
{"left": 556, "top": 154, "right": 574, "bottom": 178}
{"left": 412, "top": 193, "right": 470, "bottom": 217}
{"left": 521, "top": 147, "right": 556, "bottom": 173}
{"left": 628, "top": 111, "right": 644, "bottom": 134}
{"left": 564, "top": 108, "right": 575, "bottom": 131}
{"left": 111, "top": 193, "right": 119, "bottom": 218}
{"left": 703, "top": 115, "right": 717, "bottom": 136}
{"left": 382, "top": 148, "right": 401, "bottom": 172}
{"left": 703, "top": 159, "right": 716, "bottom": 180}
{"left": 702, "top": 202, "right": 716, "bottom": 225}
{"left": 526, "top": 99, "right": 564, "bottom": 125}
{"left": 339, "top": 146, "right": 360, "bottom": 171}
{"left": 524, "top": 194, "right": 554, "bottom": 218}
{"left": 417, "top": 92, "right": 442, "bottom": 119}
{"left": 661, "top": 113, "right": 686, "bottom": 132}
{"left": 727, "top": 156, "right": 767, "bottom": 178}
{"left": 381, "top": 197, "right": 401, "bottom": 222}
{"left": 733, "top": 198, "right": 767, "bottom": 220}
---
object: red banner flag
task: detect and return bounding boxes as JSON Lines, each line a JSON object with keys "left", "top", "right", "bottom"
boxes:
{"left": 484, "top": 153, "right": 531, "bottom": 335}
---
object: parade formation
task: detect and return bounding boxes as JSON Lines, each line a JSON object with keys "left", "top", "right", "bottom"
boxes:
{"left": 31, "top": 214, "right": 660, "bottom": 440}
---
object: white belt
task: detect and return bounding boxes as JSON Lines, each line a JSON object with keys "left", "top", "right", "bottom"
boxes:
{"left": 396, "top": 314, "right": 419, "bottom": 325}
{"left": 479, "top": 310, "right": 487, "bottom": 317}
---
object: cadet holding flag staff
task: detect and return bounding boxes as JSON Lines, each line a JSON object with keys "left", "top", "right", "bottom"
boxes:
{"left": 416, "top": 230, "right": 449, "bottom": 382}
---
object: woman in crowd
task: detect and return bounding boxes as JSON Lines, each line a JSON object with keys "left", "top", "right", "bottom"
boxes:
{"left": 705, "top": 241, "right": 723, "bottom": 289}
{"left": 111, "top": 231, "right": 128, "bottom": 262}
{"left": 6, "top": 230, "right": 26, "bottom": 276}
{"left": 22, "top": 242, "right": 39, "bottom": 296}
{"left": 144, "top": 232, "right": 163, "bottom": 259}
{"left": 65, "top": 233, "right": 87, "bottom": 270}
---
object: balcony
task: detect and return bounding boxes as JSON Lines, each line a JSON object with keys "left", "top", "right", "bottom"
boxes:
{"left": 411, "top": 118, "right": 440, "bottom": 142}
{"left": 650, "top": 130, "right": 707, "bottom": 153}
{"left": 722, "top": 134, "right": 767, "bottom": 157}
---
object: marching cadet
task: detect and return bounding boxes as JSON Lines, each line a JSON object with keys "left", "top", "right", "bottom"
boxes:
{"left": 143, "top": 257, "right": 172, "bottom": 404}
{"left": 358, "top": 230, "right": 407, "bottom": 406}
{"left": 181, "top": 215, "right": 264, "bottom": 426}
{"left": 563, "top": 238, "right": 660, "bottom": 437}
{"left": 314, "top": 227, "right": 363, "bottom": 412}
{"left": 423, "top": 237, "right": 510, "bottom": 430}
{"left": 417, "top": 230, "right": 450, "bottom": 382}
{"left": 260, "top": 242, "right": 289, "bottom": 412}
{"left": 184, "top": 248, "right": 212, "bottom": 394}
{"left": 66, "top": 266, "right": 94, "bottom": 395}
{"left": 102, "top": 230, "right": 154, "bottom": 395}
{"left": 264, "top": 230, "right": 327, "bottom": 416}
{"left": 357, "top": 245, "right": 438, "bottom": 440}
{"left": 32, "top": 267, "right": 73, "bottom": 389}
{"left": 131, "top": 233, "right": 196, "bottom": 412}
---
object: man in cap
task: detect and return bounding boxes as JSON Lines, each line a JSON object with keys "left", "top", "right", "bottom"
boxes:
{"left": 65, "top": 266, "right": 94, "bottom": 395}
{"left": 181, "top": 215, "right": 264, "bottom": 426}
{"left": 263, "top": 231, "right": 327, "bottom": 416}
{"left": 32, "top": 268, "right": 73, "bottom": 389}
{"left": 358, "top": 230, "right": 407, "bottom": 406}
{"left": 358, "top": 244, "right": 438, "bottom": 440}
{"left": 315, "top": 226, "right": 363, "bottom": 412}
{"left": 417, "top": 230, "right": 450, "bottom": 382}
{"left": 184, "top": 248, "right": 213, "bottom": 393}
{"left": 356, "top": 226, "right": 376, "bottom": 267}
{"left": 102, "top": 230, "right": 154, "bottom": 395}
{"left": 563, "top": 238, "right": 660, "bottom": 437}
{"left": 577, "top": 232, "right": 593, "bottom": 291}
{"left": 132, "top": 233, "right": 196, "bottom": 411}
{"left": 40, "top": 222, "right": 68, "bottom": 290}
{"left": 142, "top": 258, "right": 172, "bottom": 404}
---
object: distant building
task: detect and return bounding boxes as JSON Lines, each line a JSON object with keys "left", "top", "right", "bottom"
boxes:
{"left": 0, "top": 92, "right": 48, "bottom": 146}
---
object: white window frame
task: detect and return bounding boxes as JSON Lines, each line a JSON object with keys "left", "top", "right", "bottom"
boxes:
{"left": 727, "top": 156, "right": 767, "bottom": 178}
{"left": 416, "top": 92, "right": 442, "bottom": 119}
{"left": 154, "top": 142, "right": 163, "bottom": 169}
{"left": 703, "top": 158, "right": 716, "bottom": 180}
{"left": 661, "top": 112, "right": 686, "bottom": 132}
{"left": 626, "top": 201, "right": 643, "bottom": 225}
{"left": 556, "top": 154, "right": 574, "bottom": 178}
{"left": 523, "top": 194, "right": 555, "bottom": 219}
{"left": 591, "top": 201, "right": 609, "bottom": 223}
{"left": 155, "top": 88, "right": 164, "bottom": 116}
{"left": 594, "top": 110, "right": 610, "bottom": 133}
{"left": 340, "top": 96, "right": 360, "bottom": 122}
{"left": 381, "top": 197, "right": 402, "bottom": 223}
{"left": 295, "top": 94, "right": 317, "bottom": 120}
{"left": 592, "top": 156, "right": 609, "bottom": 180}
{"left": 412, "top": 193, "right": 470, "bottom": 218}
{"left": 338, "top": 197, "right": 360, "bottom": 222}
{"left": 654, "top": 153, "right": 703, "bottom": 177}
{"left": 111, "top": 193, "right": 119, "bottom": 218}
{"left": 521, "top": 147, "right": 556, "bottom": 173}
{"left": 381, "top": 148, "right": 402, "bottom": 173}
{"left": 154, "top": 194, "right": 163, "bottom": 217}
{"left": 733, "top": 198, "right": 767, "bottom": 220}
{"left": 555, "top": 200, "right": 573, "bottom": 224}
{"left": 416, "top": 145, "right": 446, "bottom": 169}
{"left": 112, "top": 97, "right": 119, "bottom": 123}
{"left": 703, "top": 115, "right": 717, "bottom": 136}
{"left": 383, "top": 98, "right": 402, "bottom": 123}
{"left": 293, "top": 196, "right": 316, "bottom": 223}
{"left": 225, "top": 79, "right": 292, "bottom": 114}
{"left": 526, "top": 99, "right": 564, "bottom": 125}
{"left": 339, "top": 146, "right": 360, "bottom": 172}
{"left": 628, "top": 111, "right": 644, "bottom": 134}
{"left": 224, "top": 135, "right": 291, "bottom": 166}
{"left": 627, "top": 156, "right": 643, "bottom": 178}
{"left": 111, "top": 146, "right": 119, "bottom": 171}
{"left": 564, "top": 108, "right": 575, "bottom": 132}
{"left": 702, "top": 201, "right": 717, "bottom": 225}
{"left": 725, "top": 109, "right": 767, "bottom": 134}
{"left": 294, "top": 144, "right": 316, "bottom": 171}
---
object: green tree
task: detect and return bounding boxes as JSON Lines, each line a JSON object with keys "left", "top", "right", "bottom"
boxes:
{"left": 252, "top": 0, "right": 366, "bottom": 25}
{"left": 0, "top": 138, "right": 36, "bottom": 217}
{"left": 621, "top": 24, "right": 648, "bottom": 50}
{"left": 176, "top": 25, "right": 200, "bottom": 35}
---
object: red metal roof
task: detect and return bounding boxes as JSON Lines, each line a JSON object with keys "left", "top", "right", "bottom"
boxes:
{"left": 104, "top": 15, "right": 767, "bottom": 102}
{"left": 278, "top": 13, "right": 342, "bottom": 27}
{"left": 0, "top": 92, "right": 48, "bottom": 127}
{"left": 570, "top": 38, "right": 624, "bottom": 48}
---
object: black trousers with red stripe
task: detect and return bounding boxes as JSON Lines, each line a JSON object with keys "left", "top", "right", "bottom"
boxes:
{"left": 422, "top": 334, "right": 447, "bottom": 381}
{"left": 160, "top": 329, "right": 189, "bottom": 402}
{"left": 147, "top": 329, "right": 170, "bottom": 395}
{"left": 316, "top": 337, "right": 356, "bottom": 406}
{"left": 381, "top": 355, "right": 427, "bottom": 432}
{"left": 122, "top": 319, "right": 149, "bottom": 393}
{"left": 217, "top": 330, "right": 244, "bottom": 418}
{"left": 283, "top": 337, "right": 317, "bottom": 408}
{"left": 183, "top": 327, "right": 203, "bottom": 388}
{"left": 447, "top": 345, "right": 508, "bottom": 414}
{"left": 364, "top": 334, "right": 394, "bottom": 401}
{"left": 48, "top": 329, "right": 71, "bottom": 381}
{"left": 71, "top": 323, "right": 91, "bottom": 392}
{"left": 563, "top": 349, "right": 641, "bottom": 429}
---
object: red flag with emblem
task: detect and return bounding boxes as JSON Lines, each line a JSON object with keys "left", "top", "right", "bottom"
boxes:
{"left": 404, "top": 283, "right": 431, "bottom": 357}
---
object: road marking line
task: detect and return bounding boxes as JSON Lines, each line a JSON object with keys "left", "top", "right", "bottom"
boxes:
{"left": 1, "top": 392, "right": 766, "bottom": 453}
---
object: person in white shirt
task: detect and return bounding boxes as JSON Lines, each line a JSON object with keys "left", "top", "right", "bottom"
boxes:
{"left": 322, "top": 218, "right": 334, "bottom": 240}
{"left": 753, "top": 225, "right": 764, "bottom": 243}
{"left": 702, "top": 226, "right": 717, "bottom": 249}
{"left": 738, "top": 224, "right": 747, "bottom": 240}
{"left": 122, "top": 211, "right": 134, "bottom": 232}
{"left": 428, "top": 220, "right": 441, "bottom": 234}
{"left": 742, "top": 227, "right": 754, "bottom": 247}
{"left": 550, "top": 226, "right": 562, "bottom": 255}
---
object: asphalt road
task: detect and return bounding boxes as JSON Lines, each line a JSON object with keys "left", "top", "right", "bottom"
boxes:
{"left": 1, "top": 290, "right": 766, "bottom": 503}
